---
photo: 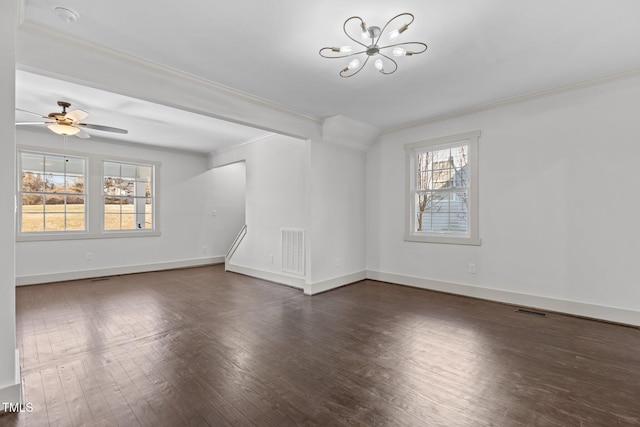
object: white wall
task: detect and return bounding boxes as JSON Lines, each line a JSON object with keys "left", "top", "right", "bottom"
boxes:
{"left": 367, "top": 73, "right": 640, "bottom": 324}
{"left": 207, "top": 161, "right": 246, "bottom": 256}
{"left": 16, "top": 128, "right": 227, "bottom": 284}
{"left": 307, "top": 140, "right": 367, "bottom": 293}
{"left": 0, "top": 0, "right": 20, "bottom": 405}
{"left": 210, "top": 134, "right": 308, "bottom": 288}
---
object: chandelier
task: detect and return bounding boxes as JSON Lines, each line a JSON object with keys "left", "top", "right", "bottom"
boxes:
{"left": 319, "top": 13, "right": 428, "bottom": 78}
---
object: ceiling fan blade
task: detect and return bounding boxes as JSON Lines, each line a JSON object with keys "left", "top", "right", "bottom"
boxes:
{"left": 66, "top": 109, "right": 89, "bottom": 122}
{"left": 15, "top": 122, "right": 51, "bottom": 126}
{"left": 75, "top": 129, "right": 91, "bottom": 139}
{"left": 16, "top": 108, "right": 47, "bottom": 119}
{"left": 77, "top": 123, "right": 128, "bottom": 134}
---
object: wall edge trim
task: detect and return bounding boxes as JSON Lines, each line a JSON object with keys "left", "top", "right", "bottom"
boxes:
{"left": 16, "top": 257, "right": 224, "bottom": 286}
{"left": 225, "top": 263, "right": 306, "bottom": 290}
{"left": 305, "top": 271, "right": 367, "bottom": 295}
{"left": 366, "top": 270, "right": 640, "bottom": 326}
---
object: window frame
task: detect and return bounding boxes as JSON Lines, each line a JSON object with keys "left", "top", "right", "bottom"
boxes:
{"left": 102, "top": 160, "right": 156, "bottom": 233}
{"left": 404, "top": 131, "right": 481, "bottom": 245}
{"left": 16, "top": 145, "right": 160, "bottom": 242}
{"left": 17, "top": 150, "right": 88, "bottom": 235}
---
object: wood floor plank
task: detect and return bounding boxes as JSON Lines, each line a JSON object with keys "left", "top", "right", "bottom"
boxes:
{"left": 12, "top": 264, "right": 640, "bottom": 426}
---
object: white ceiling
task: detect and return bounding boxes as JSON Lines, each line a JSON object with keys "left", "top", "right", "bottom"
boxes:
{"left": 16, "top": 0, "right": 640, "bottom": 152}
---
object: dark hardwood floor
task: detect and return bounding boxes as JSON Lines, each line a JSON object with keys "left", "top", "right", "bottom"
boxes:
{"left": 2, "top": 264, "right": 640, "bottom": 426}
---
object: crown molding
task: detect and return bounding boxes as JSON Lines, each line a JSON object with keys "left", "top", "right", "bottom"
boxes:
{"left": 17, "top": 21, "right": 322, "bottom": 125}
{"left": 382, "top": 67, "right": 640, "bottom": 135}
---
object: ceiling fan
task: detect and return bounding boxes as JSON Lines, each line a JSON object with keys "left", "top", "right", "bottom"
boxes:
{"left": 15, "top": 101, "right": 128, "bottom": 138}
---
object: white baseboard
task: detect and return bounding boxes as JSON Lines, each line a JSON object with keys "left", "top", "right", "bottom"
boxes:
{"left": 16, "top": 257, "right": 224, "bottom": 286}
{"left": 0, "top": 349, "right": 22, "bottom": 407}
{"left": 367, "top": 270, "right": 640, "bottom": 326}
{"left": 225, "top": 263, "right": 306, "bottom": 290}
{"left": 305, "top": 271, "right": 367, "bottom": 295}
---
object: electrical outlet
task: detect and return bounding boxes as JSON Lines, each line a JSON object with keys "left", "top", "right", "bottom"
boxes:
{"left": 202, "top": 246, "right": 207, "bottom": 254}
{"left": 335, "top": 257, "right": 341, "bottom": 267}
{"left": 468, "top": 263, "right": 476, "bottom": 274}
{"left": 86, "top": 252, "right": 93, "bottom": 261}
{"left": 270, "top": 254, "right": 274, "bottom": 264}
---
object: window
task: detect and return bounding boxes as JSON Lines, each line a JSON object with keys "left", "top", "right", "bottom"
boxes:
{"left": 405, "top": 131, "right": 480, "bottom": 245}
{"left": 17, "top": 146, "right": 160, "bottom": 241}
{"left": 19, "top": 151, "right": 86, "bottom": 233}
{"left": 103, "top": 161, "right": 154, "bottom": 231}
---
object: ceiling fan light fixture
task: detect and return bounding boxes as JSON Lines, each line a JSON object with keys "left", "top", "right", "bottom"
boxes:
{"left": 48, "top": 123, "right": 80, "bottom": 136}
{"left": 53, "top": 6, "right": 79, "bottom": 23}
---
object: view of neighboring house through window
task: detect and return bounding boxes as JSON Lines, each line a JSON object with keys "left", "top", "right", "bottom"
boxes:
{"left": 19, "top": 151, "right": 86, "bottom": 233}
{"left": 415, "top": 145, "right": 469, "bottom": 233}
{"left": 405, "top": 131, "right": 480, "bottom": 245}
{"left": 103, "top": 161, "right": 154, "bottom": 231}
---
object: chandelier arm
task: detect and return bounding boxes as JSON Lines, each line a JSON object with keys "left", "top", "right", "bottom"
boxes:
{"left": 376, "top": 53, "right": 398, "bottom": 75}
{"left": 319, "top": 47, "right": 368, "bottom": 59}
{"left": 343, "top": 16, "right": 369, "bottom": 48}
{"left": 375, "top": 13, "right": 415, "bottom": 45}
{"left": 378, "top": 41, "right": 428, "bottom": 55}
{"left": 339, "top": 55, "right": 370, "bottom": 78}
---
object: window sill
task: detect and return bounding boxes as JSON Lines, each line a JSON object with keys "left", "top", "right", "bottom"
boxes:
{"left": 404, "top": 234, "right": 481, "bottom": 246}
{"left": 17, "top": 230, "right": 161, "bottom": 242}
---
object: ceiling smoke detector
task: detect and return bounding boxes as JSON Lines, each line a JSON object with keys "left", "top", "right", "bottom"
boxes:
{"left": 53, "top": 6, "right": 79, "bottom": 23}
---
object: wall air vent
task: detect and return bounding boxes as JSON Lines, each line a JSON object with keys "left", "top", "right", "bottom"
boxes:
{"left": 282, "top": 228, "right": 305, "bottom": 276}
{"left": 516, "top": 308, "right": 547, "bottom": 317}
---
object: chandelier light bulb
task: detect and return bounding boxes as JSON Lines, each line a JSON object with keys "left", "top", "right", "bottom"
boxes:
{"left": 389, "top": 23, "right": 409, "bottom": 39}
{"left": 347, "top": 58, "right": 360, "bottom": 70}
{"left": 340, "top": 46, "right": 352, "bottom": 53}
{"left": 374, "top": 59, "right": 384, "bottom": 71}
{"left": 392, "top": 47, "right": 407, "bottom": 57}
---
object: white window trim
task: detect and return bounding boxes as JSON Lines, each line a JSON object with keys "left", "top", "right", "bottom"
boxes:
{"left": 16, "top": 145, "right": 161, "bottom": 242}
{"left": 404, "top": 131, "right": 481, "bottom": 245}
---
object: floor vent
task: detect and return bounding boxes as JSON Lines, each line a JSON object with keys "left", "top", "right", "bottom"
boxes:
{"left": 516, "top": 308, "right": 547, "bottom": 317}
{"left": 90, "top": 277, "right": 110, "bottom": 282}
{"left": 282, "top": 228, "right": 305, "bottom": 276}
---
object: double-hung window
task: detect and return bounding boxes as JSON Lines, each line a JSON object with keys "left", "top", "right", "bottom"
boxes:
{"left": 19, "top": 151, "right": 87, "bottom": 233}
{"left": 17, "top": 147, "right": 159, "bottom": 240}
{"left": 103, "top": 161, "right": 154, "bottom": 231}
{"left": 405, "top": 131, "right": 480, "bottom": 245}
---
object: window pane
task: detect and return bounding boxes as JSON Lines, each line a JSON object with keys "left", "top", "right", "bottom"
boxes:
{"left": 45, "top": 174, "right": 65, "bottom": 193}
{"left": 104, "top": 162, "right": 120, "bottom": 178}
{"left": 66, "top": 175, "right": 84, "bottom": 193}
{"left": 121, "top": 213, "right": 135, "bottom": 229}
{"left": 22, "top": 194, "right": 43, "bottom": 208}
{"left": 120, "top": 164, "right": 138, "bottom": 179}
{"left": 104, "top": 213, "right": 121, "bottom": 230}
{"left": 22, "top": 172, "right": 44, "bottom": 192}
{"left": 65, "top": 157, "right": 85, "bottom": 175}
{"left": 45, "top": 155, "right": 65, "bottom": 174}
{"left": 137, "top": 166, "right": 152, "bottom": 182}
{"left": 66, "top": 195, "right": 85, "bottom": 212}
{"left": 45, "top": 213, "right": 65, "bottom": 231}
{"left": 66, "top": 213, "right": 85, "bottom": 231}
{"left": 416, "top": 171, "right": 430, "bottom": 191}
{"left": 22, "top": 214, "right": 43, "bottom": 232}
{"left": 22, "top": 153, "right": 44, "bottom": 173}
{"left": 117, "top": 178, "right": 135, "bottom": 193}
{"left": 45, "top": 194, "right": 65, "bottom": 210}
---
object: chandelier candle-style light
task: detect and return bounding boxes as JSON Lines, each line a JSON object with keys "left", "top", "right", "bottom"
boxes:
{"left": 319, "top": 13, "right": 427, "bottom": 77}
